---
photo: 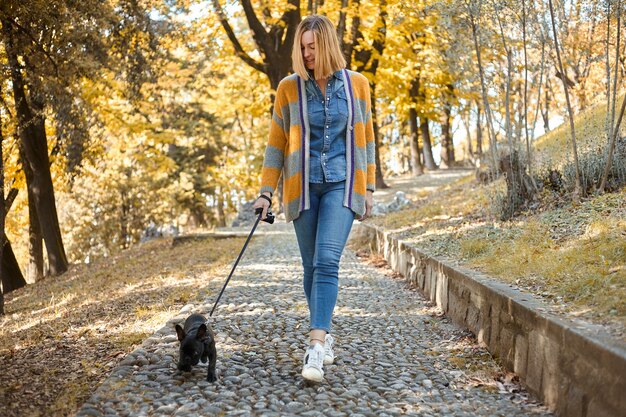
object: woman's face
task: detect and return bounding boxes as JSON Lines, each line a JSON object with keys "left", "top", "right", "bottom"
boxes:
{"left": 301, "top": 30, "right": 316, "bottom": 70}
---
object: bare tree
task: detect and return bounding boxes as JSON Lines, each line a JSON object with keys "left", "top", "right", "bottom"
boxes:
{"left": 460, "top": 103, "right": 475, "bottom": 163}
{"left": 609, "top": 0, "right": 622, "bottom": 141}
{"left": 466, "top": 0, "right": 499, "bottom": 175}
{"left": 606, "top": 0, "right": 612, "bottom": 136}
{"left": 600, "top": 0, "right": 625, "bottom": 193}
{"left": 521, "top": 0, "right": 537, "bottom": 190}
{"left": 494, "top": 1, "right": 513, "bottom": 150}
{"left": 530, "top": 33, "right": 546, "bottom": 142}
{"left": 548, "top": 0, "right": 582, "bottom": 197}
{"left": 599, "top": 95, "right": 626, "bottom": 192}
{"left": 475, "top": 99, "right": 483, "bottom": 157}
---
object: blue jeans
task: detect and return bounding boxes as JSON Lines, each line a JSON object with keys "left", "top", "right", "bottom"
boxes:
{"left": 293, "top": 181, "right": 354, "bottom": 333}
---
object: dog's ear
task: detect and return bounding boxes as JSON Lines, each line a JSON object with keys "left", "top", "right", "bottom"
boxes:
{"left": 196, "top": 323, "right": 207, "bottom": 340}
{"left": 175, "top": 324, "right": 186, "bottom": 341}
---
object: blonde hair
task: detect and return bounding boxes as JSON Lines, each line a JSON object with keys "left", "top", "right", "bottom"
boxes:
{"left": 292, "top": 15, "right": 346, "bottom": 80}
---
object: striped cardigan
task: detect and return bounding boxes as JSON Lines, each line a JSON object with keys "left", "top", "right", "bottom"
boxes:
{"left": 260, "top": 69, "right": 376, "bottom": 222}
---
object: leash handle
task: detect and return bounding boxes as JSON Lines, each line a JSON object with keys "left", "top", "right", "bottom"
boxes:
{"left": 256, "top": 207, "right": 275, "bottom": 224}
{"left": 209, "top": 210, "right": 271, "bottom": 317}
{"left": 255, "top": 195, "right": 275, "bottom": 224}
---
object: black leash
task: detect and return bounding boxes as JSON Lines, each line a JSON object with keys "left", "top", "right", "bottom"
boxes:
{"left": 209, "top": 206, "right": 274, "bottom": 317}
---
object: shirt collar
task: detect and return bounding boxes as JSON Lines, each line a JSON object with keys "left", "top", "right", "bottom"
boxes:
{"left": 305, "top": 69, "right": 344, "bottom": 82}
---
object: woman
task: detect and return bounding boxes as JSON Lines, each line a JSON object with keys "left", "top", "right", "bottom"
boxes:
{"left": 253, "top": 14, "right": 376, "bottom": 383}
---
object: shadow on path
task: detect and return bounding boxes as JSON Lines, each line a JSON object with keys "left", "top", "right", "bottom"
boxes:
{"left": 76, "top": 223, "right": 551, "bottom": 417}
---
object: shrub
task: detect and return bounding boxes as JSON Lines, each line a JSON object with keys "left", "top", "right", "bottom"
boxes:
{"left": 562, "top": 139, "right": 626, "bottom": 194}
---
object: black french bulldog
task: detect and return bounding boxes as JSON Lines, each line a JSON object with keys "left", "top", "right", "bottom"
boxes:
{"left": 175, "top": 313, "right": 217, "bottom": 382}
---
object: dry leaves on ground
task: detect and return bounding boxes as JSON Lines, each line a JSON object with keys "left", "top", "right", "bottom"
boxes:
{"left": 0, "top": 236, "right": 245, "bottom": 417}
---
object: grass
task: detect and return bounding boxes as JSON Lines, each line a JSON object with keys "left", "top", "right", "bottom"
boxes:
{"left": 534, "top": 94, "right": 625, "bottom": 167}
{"left": 0, "top": 236, "right": 245, "bottom": 417}
{"left": 463, "top": 210, "right": 625, "bottom": 315}
{"left": 370, "top": 175, "right": 626, "bottom": 332}
{"left": 368, "top": 95, "right": 626, "bottom": 333}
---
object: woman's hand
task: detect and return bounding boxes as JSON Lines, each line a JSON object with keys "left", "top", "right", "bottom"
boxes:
{"left": 252, "top": 192, "right": 272, "bottom": 220}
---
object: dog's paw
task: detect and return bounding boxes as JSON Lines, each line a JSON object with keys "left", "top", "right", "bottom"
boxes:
{"left": 207, "top": 373, "right": 217, "bottom": 383}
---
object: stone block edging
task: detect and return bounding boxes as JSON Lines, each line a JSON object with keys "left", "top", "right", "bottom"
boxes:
{"left": 351, "top": 223, "right": 626, "bottom": 417}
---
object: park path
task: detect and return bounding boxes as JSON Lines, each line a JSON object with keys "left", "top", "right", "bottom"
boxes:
{"left": 76, "top": 170, "right": 551, "bottom": 416}
{"left": 372, "top": 169, "right": 474, "bottom": 205}
{"left": 76, "top": 237, "right": 550, "bottom": 415}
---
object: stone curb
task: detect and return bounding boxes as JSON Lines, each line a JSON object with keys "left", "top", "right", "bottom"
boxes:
{"left": 351, "top": 223, "right": 626, "bottom": 417}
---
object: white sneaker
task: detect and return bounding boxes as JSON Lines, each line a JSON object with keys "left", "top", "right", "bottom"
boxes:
{"left": 302, "top": 343, "right": 324, "bottom": 382}
{"left": 323, "top": 334, "right": 335, "bottom": 365}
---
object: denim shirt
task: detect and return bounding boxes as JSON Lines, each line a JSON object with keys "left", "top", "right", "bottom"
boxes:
{"left": 305, "top": 70, "right": 348, "bottom": 183}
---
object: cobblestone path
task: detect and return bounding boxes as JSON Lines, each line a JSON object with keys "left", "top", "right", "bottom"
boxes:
{"left": 77, "top": 223, "right": 551, "bottom": 417}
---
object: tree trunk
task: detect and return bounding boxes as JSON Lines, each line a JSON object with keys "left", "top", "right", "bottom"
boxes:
{"left": 541, "top": 85, "right": 551, "bottom": 133}
{"left": 120, "top": 179, "right": 131, "bottom": 249}
{"left": 599, "top": 94, "right": 626, "bottom": 192}
{"left": 499, "top": 151, "right": 534, "bottom": 220}
{"left": 343, "top": 0, "right": 361, "bottom": 68}
{"left": 26, "top": 177, "right": 45, "bottom": 281}
{"left": 215, "top": 189, "right": 226, "bottom": 228}
{"left": 476, "top": 100, "right": 483, "bottom": 158}
{"left": 0, "top": 259, "right": 3, "bottom": 315}
{"left": 19, "top": 145, "right": 45, "bottom": 282}
{"left": 463, "top": 112, "right": 474, "bottom": 163}
{"left": 408, "top": 77, "right": 424, "bottom": 175}
{"left": 548, "top": 0, "right": 582, "bottom": 198}
{"left": 0, "top": 102, "right": 4, "bottom": 314}
{"left": 351, "top": 0, "right": 388, "bottom": 189}
{"left": 0, "top": 169, "right": 23, "bottom": 307}
{"left": 408, "top": 108, "right": 424, "bottom": 176}
{"left": 0, "top": 110, "right": 24, "bottom": 306}
{"left": 605, "top": 0, "right": 612, "bottom": 137}
{"left": 212, "top": 0, "right": 300, "bottom": 93}
{"left": 3, "top": 22, "right": 68, "bottom": 275}
{"left": 609, "top": 0, "right": 622, "bottom": 141}
{"left": 531, "top": 40, "right": 546, "bottom": 141}
{"left": 420, "top": 117, "right": 437, "bottom": 170}
{"left": 495, "top": 5, "right": 514, "bottom": 150}
{"left": 468, "top": 0, "right": 499, "bottom": 174}
{"left": 2, "top": 239, "right": 27, "bottom": 293}
{"left": 522, "top": 0, "right": 536, "bottom": 190}
{"left": 336, "top": 0, "right": 349, "bottom": 50}
{"left": 440, "top": 96, "right": 454, "bottom": 168}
